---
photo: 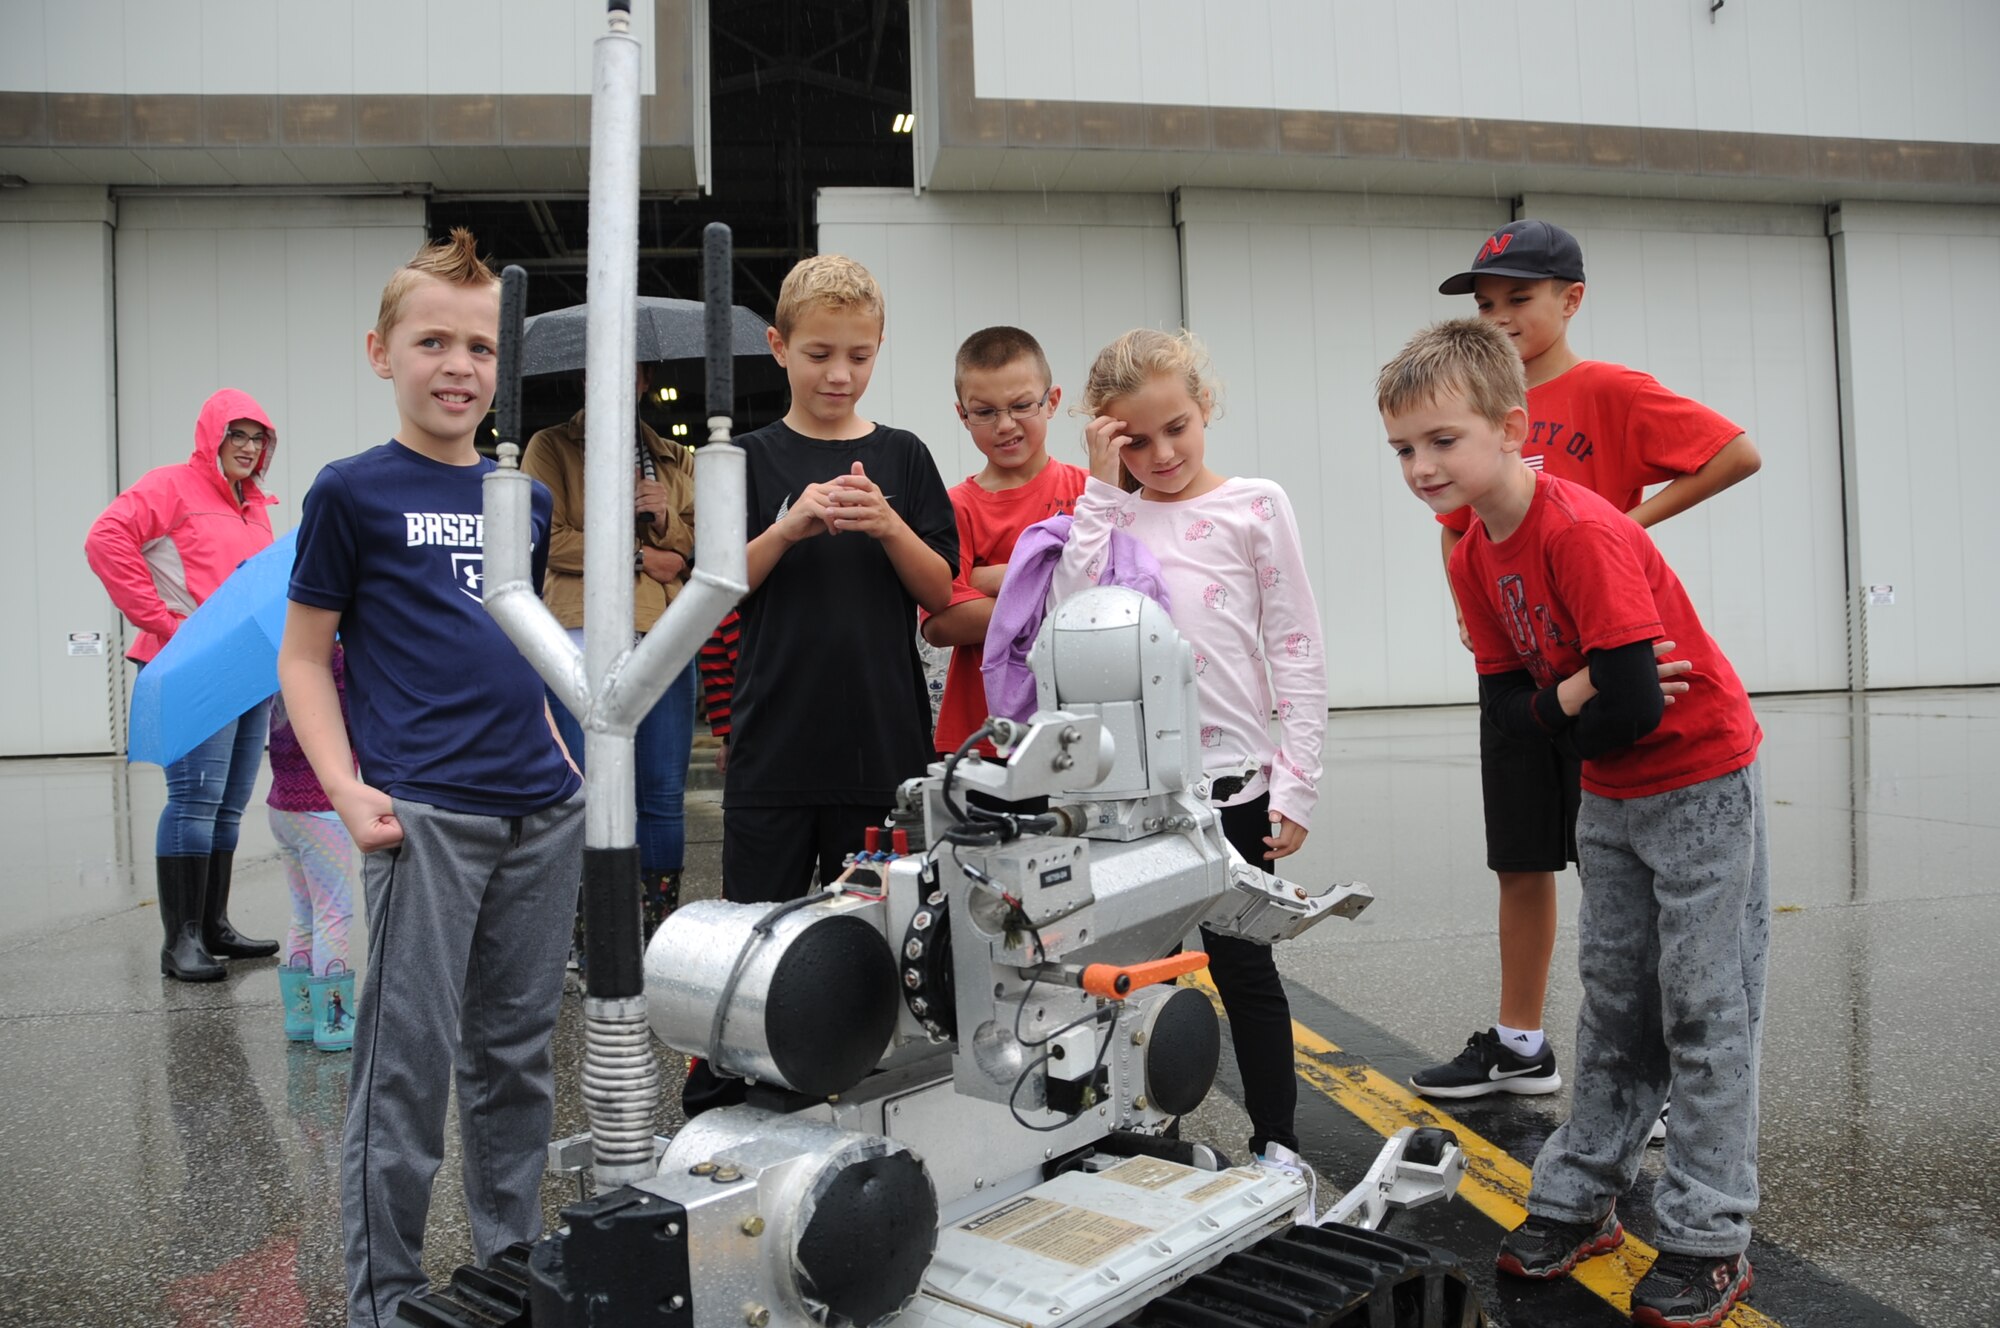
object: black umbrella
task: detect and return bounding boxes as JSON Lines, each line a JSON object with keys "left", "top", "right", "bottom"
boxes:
{"left": 519, "top": 295, "right": 771, "bottom": 375}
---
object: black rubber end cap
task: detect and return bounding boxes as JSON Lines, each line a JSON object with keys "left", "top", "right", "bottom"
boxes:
{"left": 763, "top": 914, "right": 899, "bottom": 1097}
{"left": 796, "top": 1150, "right": 936, "bottom": 1325}
{"left": 1405, "top": 1127, "right": 1458, "bottom": 1167}
{"left": 1144, "top": 985, "right": 1222, "bottom": 1117}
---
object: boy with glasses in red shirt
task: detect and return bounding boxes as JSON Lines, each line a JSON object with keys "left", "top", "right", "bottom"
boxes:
{"left": 922, "top": 326, "right": 1087, "bottom": 759}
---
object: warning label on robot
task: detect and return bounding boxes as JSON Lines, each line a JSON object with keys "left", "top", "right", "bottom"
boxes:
{"left": 1102, "top": 1156, "right": 1193, "bottom": 1191}
{"left": 1004, "top": 1208, "right": 1150, "bottom": 1266}
{"left": 960, "top": 1196, "right": 1064, "bottom": 1241}
{"left": 960, "top": 1197, "right": 1151, "bottom": 1267}
{"left": 1181, "top": 1171, "right": 1251, "bottom": 1204}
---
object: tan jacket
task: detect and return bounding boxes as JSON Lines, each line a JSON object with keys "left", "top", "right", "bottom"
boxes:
{"left": 520, "top": 410, "right": 696, "bottom": 632}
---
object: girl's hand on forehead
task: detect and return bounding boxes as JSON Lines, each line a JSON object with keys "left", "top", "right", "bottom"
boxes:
{"left": 1082, "top": 415, "right": 1131, "bottom": 487}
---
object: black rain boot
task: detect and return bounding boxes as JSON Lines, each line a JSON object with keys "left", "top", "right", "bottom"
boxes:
{"left": 641, "top": 870, "right": 682, "bottom": 943}
{"left": 158, "top": 855, "right": 225, "bottom": 982}
{"left": 202, "top": 850, "right": 278, "bottom": 960}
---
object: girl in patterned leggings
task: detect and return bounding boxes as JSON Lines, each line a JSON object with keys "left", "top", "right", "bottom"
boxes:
{"left": 270, "top": 646, "right": 357, "bottom": 1044}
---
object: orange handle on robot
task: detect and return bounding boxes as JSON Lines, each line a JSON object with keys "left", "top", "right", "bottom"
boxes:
{"left": 1079, "top": 952, "right": 1208, "bottom": 1000}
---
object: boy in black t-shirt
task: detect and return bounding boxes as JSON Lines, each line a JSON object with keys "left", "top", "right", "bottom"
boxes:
{"left": 722, "top": 254, "right": 957, "bottom": 899}
{"left": 683, "top": 254, "right": 954, "bottom": 1116}
{"left": 278, "top": 230, "right": 583, "bottom": 1327}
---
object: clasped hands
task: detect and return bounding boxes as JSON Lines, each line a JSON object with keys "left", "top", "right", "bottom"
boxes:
{"left": 776, "top": 462, "right": 902, "bottom": 542}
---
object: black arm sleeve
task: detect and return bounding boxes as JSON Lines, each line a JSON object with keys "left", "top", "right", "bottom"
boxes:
{"left": 1476, "top": 639, "right": 1665, "bottom": 760}
{"left": 1571, "top": 639, "right": 1667, "bottom": 758}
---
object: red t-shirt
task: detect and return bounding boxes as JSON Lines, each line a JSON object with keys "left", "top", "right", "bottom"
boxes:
{"left": 1449, "top": 473, "right": 1760, "bottom": 799}
{"left": 928, "top": 459, "right": 1089, "bottom": 755}
{"left": 1440, "top": 360, "right": 1742, "bottom": 533}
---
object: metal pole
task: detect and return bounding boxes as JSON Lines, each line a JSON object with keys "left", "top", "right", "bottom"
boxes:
{"left": 482, "top": 2, "right": 746, "bottom": 1194}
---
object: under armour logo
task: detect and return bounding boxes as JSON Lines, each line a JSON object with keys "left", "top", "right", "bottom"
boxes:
{"left": 451, "top": 552, "right": 484, "bottom": 603}
{"left": 1477, "top": 233, "right": 1515, "bottom": 263}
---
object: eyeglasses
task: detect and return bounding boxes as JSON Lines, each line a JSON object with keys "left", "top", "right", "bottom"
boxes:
{"left": 223, "top": 429, "right": 270, "bottom": 449}
{"left": 961, "top": 391, "right": 1051, "bottom": 427}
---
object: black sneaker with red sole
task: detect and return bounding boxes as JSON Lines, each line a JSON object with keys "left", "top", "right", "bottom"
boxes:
{"left": 1631, "top": 1251, "right": 1753, "bottom": 1327}
{"left": 1496, "top": 1207, "right": 1625, "bottom": 1279}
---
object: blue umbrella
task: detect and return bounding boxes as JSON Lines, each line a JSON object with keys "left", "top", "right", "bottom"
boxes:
{"left": 128, "top": 527, "right": 297, "bottom": 767}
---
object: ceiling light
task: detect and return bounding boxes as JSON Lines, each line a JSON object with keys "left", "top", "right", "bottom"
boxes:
{"left": 891, "top": 113, "right": 914, "bottom": 134}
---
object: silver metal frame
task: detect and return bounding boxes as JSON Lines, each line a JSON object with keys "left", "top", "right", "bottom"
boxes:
{"left": 483, "top": 2, "right": 747, "bottom": 1190}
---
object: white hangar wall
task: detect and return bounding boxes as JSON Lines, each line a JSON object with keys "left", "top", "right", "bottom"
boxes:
{"left": 824, "top": 184, "right": 1976, "bottom": 709}
{"left": 815, "top": 188, "right": 1184, "bottom": 490}
{"left": 0, "top": 187, "right": 120, "bottom": 756}
{"left": 1832, "top": 202, "right": 2000, "bottom": 689}
{"left": 966, "top": 0, "right": 2000, "bottom": 146}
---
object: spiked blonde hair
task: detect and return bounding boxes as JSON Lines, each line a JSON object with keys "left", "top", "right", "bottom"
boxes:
{"left": 374, "top": 227, "right": 499, "bottom": 341}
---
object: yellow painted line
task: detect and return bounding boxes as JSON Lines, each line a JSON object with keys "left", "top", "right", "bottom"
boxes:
{"left": 1188, "top": 972, "right": 1781, "bottom": 1327}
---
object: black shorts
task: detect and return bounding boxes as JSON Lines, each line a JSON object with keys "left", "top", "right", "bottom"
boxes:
{"left": 1478, "top": 712, "right": 1582, "bottom": 874}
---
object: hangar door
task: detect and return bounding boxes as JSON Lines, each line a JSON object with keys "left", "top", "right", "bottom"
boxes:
{"left": 817, "top": 188, "right": 1184, "bottom": 488}
{"left": 1179, "top": 189, "right": 1847, "bottom": 709}
{"left": 1177, "top": 190, "right": 1514, "bottom": 710}
{"left": 1518, "top": 194, "right": 1847, "bottom": 695}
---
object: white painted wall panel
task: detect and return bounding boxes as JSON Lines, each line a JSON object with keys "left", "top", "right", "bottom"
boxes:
{"left": 1833, "top": 203, "right": 2000, "bottom": 688}
{"left": 1177, "top": 190, "right": 1846, "bottom": 708}
{"left": 1392, "top": 0, "right": 1461, "bottom": 120}
{"left": 9, "top": 0, "right": 659, "bottom": 95}
{"left": 963, "top": 0, "right": 2000, "bottom": 145}
{"left": 1330, "top": 0, "right": 1400, "bottom": 116}
{"left": 1202, "top": 0, "right": 1276, "bottom": 112}
{"left": 1744, "top": 0, "right": 1809, "bottom": 138}
{"left": 0, "top": 191, "right": 119, "bottom": 755}
{"left": 113, "top": 196, "right": 427, "bottom": 528}
{"left": 278, "top": 1, "right": 354, "bottom": 94}
{"left": 1178, "top": 191, "right": 1511, "bottom": 709}
{"left": 1521, "top": 194, "right": 1849, "bottom": 695}
{"left": 816, "top": 189, "right": 1182, "bottom": 490}
{"left": 203, "top": 0, "right": 280, "bottom": 94}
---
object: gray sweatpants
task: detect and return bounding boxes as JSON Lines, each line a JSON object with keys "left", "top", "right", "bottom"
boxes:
{"left": 1527, "top": 760, "right": 1769, "bottom": 1258}
{"left": 343, "top": 793, "right": 583, "bottom": 1328}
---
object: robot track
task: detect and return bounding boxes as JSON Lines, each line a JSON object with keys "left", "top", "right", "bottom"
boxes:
{"left": 1128, "top": 1221, "right": 1488, "bottom": 1328}
{"left": 400, "top": 1221, "right": 1488, "bottom": 1328}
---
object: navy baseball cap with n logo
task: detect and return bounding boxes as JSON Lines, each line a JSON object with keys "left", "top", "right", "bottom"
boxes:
{"left": 1438, "top": 219, "right": 1586, "bottom": 295}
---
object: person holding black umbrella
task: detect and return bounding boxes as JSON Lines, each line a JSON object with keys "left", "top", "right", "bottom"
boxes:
{"left": 522, "top": 363, "right": 697, "bottom": 940}
{"left": 85, "top": 388, "right": 281, "bottom": 982}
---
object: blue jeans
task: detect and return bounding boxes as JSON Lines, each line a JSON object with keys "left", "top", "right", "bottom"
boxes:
{"left": 550, "top": 654, "right": 695, "bottom": 877}
{"left": 156, "top": 703, "right": 270, "bottom": 858}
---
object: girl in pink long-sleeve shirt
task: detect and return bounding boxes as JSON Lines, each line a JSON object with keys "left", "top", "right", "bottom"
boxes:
{"left": 1056, "top": 328, "right": 1328, "bottom": 1184}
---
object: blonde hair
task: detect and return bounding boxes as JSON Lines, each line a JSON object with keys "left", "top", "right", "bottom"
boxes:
{"left": 1078, "top": 329, "right": 1222, "bottom": 490}
{"left": 1079, "top": 328, "right": 1222, "bottom": 420}
{"left": 1375, "top": 318, "right": 1526, "bottom": 425}
{"left": 773, "top": 254, "right": 885, "bottom": 339}
{"left": 374, "top": 228, "right": 498, "bottom": 341}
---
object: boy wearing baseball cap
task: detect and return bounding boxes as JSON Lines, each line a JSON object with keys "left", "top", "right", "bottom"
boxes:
{"left": 1410, "top": 219, "right": 1763, "bottom": 1113}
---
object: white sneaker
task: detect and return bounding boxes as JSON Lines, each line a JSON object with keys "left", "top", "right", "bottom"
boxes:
{"left": 1256, "top": 1143, "right": 1325, "bottom": 1226}
{"left": 1648, "top": 1098, "right": 1670, "bottom": 1146}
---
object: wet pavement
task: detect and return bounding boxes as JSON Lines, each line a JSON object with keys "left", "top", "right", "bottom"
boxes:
{"left": 0, "top": 689, "right": 1994, "bottom": 1326}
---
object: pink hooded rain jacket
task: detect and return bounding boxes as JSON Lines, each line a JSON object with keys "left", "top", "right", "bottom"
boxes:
{"left": 84, "top": 388, "right": 278, "bottom": 663}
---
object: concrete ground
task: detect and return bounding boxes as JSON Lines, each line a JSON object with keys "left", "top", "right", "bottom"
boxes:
{"left": 0, "top": 689, "right": 1993, "bottom": 1326}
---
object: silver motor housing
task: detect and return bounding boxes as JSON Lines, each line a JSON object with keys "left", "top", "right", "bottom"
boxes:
{"left": 646, "top": 895, "right": 898, "bottom": 1098}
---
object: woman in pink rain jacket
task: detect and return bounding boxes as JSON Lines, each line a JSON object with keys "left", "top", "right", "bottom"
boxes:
{"left": 86, "top": 388, "right": 280, "bottom": 982}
